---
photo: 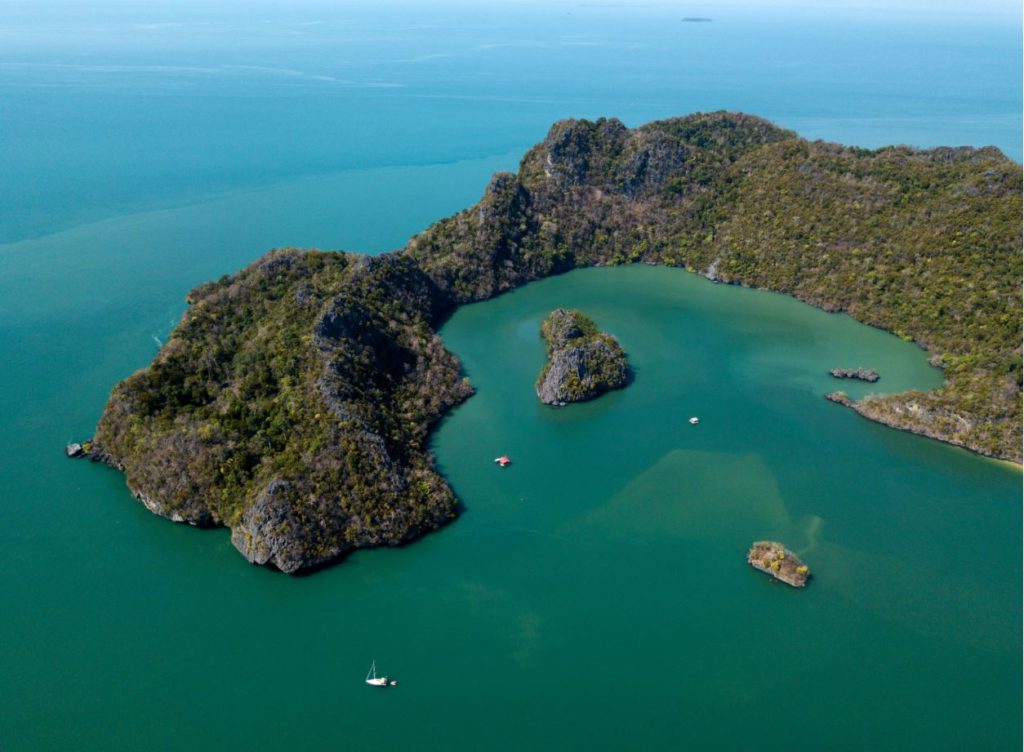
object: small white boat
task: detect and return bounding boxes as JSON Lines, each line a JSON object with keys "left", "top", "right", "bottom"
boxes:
{"left": 365, "top": 660, "right": 394, "bottom": 687}
{"left": 689, "top": 417, "right": 700, "bottom": 425}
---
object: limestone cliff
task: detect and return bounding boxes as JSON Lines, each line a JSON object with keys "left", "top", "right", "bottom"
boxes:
{"left": 535, "top": 308, "right": 628, "bottom": 405}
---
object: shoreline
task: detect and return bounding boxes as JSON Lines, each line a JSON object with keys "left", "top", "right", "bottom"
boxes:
{"left": 697, "top": 269, "right": 1018, "bottom": 464}
{"left": 825, "top": 390, "right": 1023, "bottom": 468}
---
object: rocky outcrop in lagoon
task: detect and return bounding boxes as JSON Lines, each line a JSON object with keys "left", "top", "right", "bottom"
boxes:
{"left": 535, "top": 308, "right": 629, "bottom": 405}
{"left": 748, "top": 541, "right": 810, "bottom": 587}
{"left": 830, "top": 367, "right": 879, "bottom": 382}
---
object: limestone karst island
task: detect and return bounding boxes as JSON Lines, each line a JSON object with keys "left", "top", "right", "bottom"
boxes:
{"left": 535, "top": 308, "right": 629, "bottom": 405}
{"left": 77, "top": 112, "right": 1022, "bottom": 574}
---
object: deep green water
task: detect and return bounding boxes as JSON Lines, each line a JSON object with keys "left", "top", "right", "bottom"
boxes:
{"left": 2, "top": 2, "right": 1022, "bottom": 749}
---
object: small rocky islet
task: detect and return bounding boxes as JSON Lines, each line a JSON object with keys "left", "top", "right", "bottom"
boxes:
{"left": 747, "top": 541, "right": 811, "bottom": 587}
{"left": 830, "top": 367, "right": 879, "bottom": 382}
{"left": 535, "top": 308, "right": 629, "bottom": 405}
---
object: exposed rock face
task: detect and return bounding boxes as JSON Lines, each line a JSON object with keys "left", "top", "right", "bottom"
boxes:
{"left": 230, "top": 479, "right": 335, "bottom": 573}
{"left": 830, "top": 367, "right": 879, "bottom": 382}
{"left": 542, "top": 118, "right": 630, "bottom": 188}
{"left": 747, "top": 541, "right": 810, "bottom": 587}
{"left": 536, "top": 341, "right": 628, "bottom": 405}
{"left": 536, "top": 308, "right": 629, "bottom": 405}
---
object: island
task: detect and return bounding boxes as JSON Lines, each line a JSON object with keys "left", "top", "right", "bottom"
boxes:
{"left": 85, "top": 111, "right": 1022, "bottom": 573}
{"left": 536, "top": 308, "right": 629, "bottom": 405}
{"left": 747, "top": 541, "right": 810, "bottom": 587}
{"left": 830, "top": 367, "right": 879, "bottom": 383}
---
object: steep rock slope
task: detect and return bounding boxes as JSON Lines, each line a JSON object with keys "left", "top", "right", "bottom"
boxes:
{"left": 535, "top": 308, "right": 628, "bottom": 405}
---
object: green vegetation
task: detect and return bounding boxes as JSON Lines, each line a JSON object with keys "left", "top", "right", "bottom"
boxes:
{"left": 94, "top": 251, "right": 472, "bottom": 571}
{"left": 540, "top": 308, "right": 600, "bottom": 347}
{"left": 535, "top": 308, "right": 629, "bottom": 404}
{"left": 410, "top": 113, "right": 1021, "bottom": 461}
{"left": 93, "top": 111, "right": 1022, "bottom": 573}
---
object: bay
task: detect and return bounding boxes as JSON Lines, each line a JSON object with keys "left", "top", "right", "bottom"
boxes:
{"left": 432, "top": 265, "right": 1021, "bottom": 750}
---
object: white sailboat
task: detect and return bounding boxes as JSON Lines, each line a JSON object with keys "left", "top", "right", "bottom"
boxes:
{"left": 365, "top": 660, "right": 393, "bottom": 687}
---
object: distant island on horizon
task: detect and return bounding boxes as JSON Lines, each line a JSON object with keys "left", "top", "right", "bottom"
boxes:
{"left": 78, "top": 111, "right": 1022, "bottom": 573}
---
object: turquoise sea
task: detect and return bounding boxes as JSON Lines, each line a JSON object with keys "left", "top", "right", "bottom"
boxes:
{"left": 1, "top": 2, "right": 1020, "bottom": 750}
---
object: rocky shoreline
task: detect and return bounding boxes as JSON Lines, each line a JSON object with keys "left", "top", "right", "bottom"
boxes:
{"left": 825, "top": 389, "right": 1014, "bottom": 462}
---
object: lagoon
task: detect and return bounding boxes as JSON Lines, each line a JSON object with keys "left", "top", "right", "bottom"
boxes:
{"left": 432, "top": 265, "right": 1021, "bottom": 749}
